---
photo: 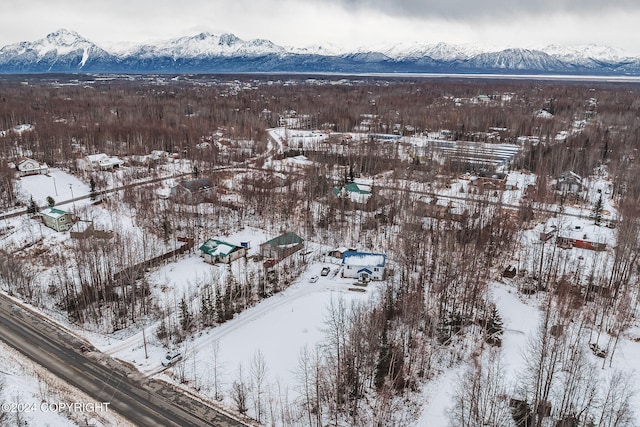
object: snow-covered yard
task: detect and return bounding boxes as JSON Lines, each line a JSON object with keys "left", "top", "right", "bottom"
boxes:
{"left": 98, "top": 253, "right": 383, "bottom": 422}
{"left": 15, "top": 168, "right": 90, "bottom": 208}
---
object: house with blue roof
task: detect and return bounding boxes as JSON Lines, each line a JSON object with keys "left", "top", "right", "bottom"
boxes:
{"left": 341, "top": 251, "right": 386, "bottom": 281}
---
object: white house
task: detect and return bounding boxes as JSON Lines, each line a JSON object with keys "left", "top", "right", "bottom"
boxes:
{"left": 16, "top": 157, "right": 49, "bottom": 177}
{"left": 333, "top": 180, "right": 372, "bottom": 204}
{"left": 85, "top": 153, "right": 124, "bottom": 170}
{"left": 341, "top": 251, "right": 387, "bottom": 281}
{"left": 150, "top": 150, "right": 169, "bottom": 160}
{"left": 557, "top": 171, "right": 583, "bottom": 193}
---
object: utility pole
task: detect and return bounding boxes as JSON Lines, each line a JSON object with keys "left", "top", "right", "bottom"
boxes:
{"left": 142, "top": 321, "right": 149, "bottom": 359}
{"left": 69, "top": 184, "right": 76, "bottom": 213}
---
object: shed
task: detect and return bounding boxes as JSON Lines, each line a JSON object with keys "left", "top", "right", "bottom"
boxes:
{"left": 259, "top": 232, "right": 304, "bottom": 261}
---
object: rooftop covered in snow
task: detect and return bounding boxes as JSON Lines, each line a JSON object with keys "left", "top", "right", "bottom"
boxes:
{"left": 342, "top": 251, "right": 387, "bottom": 267}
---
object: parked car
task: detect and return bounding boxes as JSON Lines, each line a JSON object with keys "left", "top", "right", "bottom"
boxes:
{"left": 162, "top": 352, "right": 182, "bottom": 367}
{"left": 309, "top": 275, "right": 319, "bottom": 283}
{"left": 321, "top": 266, "right": 331, "bottom": 276}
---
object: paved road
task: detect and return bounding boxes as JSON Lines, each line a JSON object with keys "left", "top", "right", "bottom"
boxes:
{"left": 0, "top": 170, "right": 195, "bottom": 221}
{"left": 0, "top": 162, "right": 252, "bottom": 222}
{"left": 0, "top": 294, "right": 247, "bottom": 427}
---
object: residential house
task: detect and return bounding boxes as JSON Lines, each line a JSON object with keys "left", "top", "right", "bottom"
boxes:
{"left": 131, "top": 150, "right": 169, "bottom": 165}
{"left": 341, "top": 251, "right": 387, "bottom": 281}
{"left": 16, "top": 157, "right": 49, "bottom": 177}
{"left": 170, "top": 178, "right": 214, "bottom": 203}
{"left": 85, "top": 153, "right": 124, "bottom": 170}
{"left": 199, "top": 239, "right": 247, "bottom": 264}
{"left": 539, "top": 229, "right": 556, "bottom": 242}
{"left": 130, "top": 154, "right": 152, "bottom": 165}
{"left": 40, "top": 207, "right": 74, "bottom": 232}
{"left": 470, "top": 172, "right": 507, "bottom": 191}
{"left": 259, "top": 232, "right": 304, "bottom": 261}
{"left": 557, "top": 171, "right": 583, "bottom": 193}
{"left": 416, "top": 197, "right": 465, "bottom": 222}
{"left": 505, "top": 176, "right": 519, "bottom": 190}
{"left": 333, "top": 181, "right": 372, "bottom": 203}
{"left": 328, "top": 246, "right": 357, "bottom": 259}
{"left": 150, "top": 150, "right": 169, "bottom": 160}
{"left": 556, "top": 223, "right": 607, "bottom": 251}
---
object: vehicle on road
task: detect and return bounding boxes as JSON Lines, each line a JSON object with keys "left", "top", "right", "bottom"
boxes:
{"left": 162, "top": 352, "right": 182, "bottom": 367}
{"left": 309, "top": 275, "right": 319, "bottom": 283}
{"left": 321, "top": 266, "right": 331, "bottom": 276}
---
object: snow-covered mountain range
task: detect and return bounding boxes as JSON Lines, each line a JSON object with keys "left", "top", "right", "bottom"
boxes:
{"left": 1, "top": 29, "right": 639, "bottom": 75}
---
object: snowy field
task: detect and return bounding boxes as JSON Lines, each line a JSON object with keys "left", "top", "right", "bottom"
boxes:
{"left": 15, "top": 168, "right": 90, "bottom": 209}
{"left": 98, "top": 255, "right": 383, "bottom": 420}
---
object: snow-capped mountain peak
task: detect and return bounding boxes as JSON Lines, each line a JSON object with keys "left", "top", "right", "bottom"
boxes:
{"left": 44, "top": 29, "right": 88, "bottom": 46}
{"left": 130, "top": 32, "right": 286, "bottom": 58}
{"left": 360, "top": 41, "right": 501, "bottom": 61}
{"left": 0, "top": 28, "right": 109, "bottom": 68}
{"left": 538, "top": 44, "right": 631, "bottom": 62}
{"left": 1, "top": 29, "right": 639, "bottom": 75}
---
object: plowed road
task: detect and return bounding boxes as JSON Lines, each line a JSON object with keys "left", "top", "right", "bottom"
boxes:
{"left": 0, "top": 294, "right": 247, "bottom": 427}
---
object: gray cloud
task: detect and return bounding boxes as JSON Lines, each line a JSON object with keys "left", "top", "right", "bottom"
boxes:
{"left": 1, "top": 0, "right": 639, "bottom": 55}
{"left": 326, "top": 0, "right": 640, "bottom": 20}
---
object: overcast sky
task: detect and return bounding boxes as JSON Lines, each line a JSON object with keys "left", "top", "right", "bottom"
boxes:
{"left": 2, "top": 0, "right": 639, "bottom": 54}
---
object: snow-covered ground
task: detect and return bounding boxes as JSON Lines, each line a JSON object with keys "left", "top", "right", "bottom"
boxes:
{"left": 414, "top": 280, "right": 640, "bottom": 426}
{"left": 3, "top": 156, "right": 637, "bottom": 426}
{"left": 15, "top": 168, "right": 90, "bottom": 208}
{"left": 99, "top": 253, "right": 383, "bottom": 420}
{"left": 0, "top": 340, "right": 127, "bottom": 426}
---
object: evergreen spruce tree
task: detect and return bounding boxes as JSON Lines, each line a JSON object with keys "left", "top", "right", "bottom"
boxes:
{"left": 46, "top": 196, "right": 55, "bottom": 207}
{"left": 201, "top": 286, "right": 215, "bottom": 326}
{"left": 27, "top": 196, "right": 38, "bottom": 214}
{"left": 162, "top": 212, "right": 171, "bottom": 244}
{"left": 592, "top": 194, "right": 604, "bottom": 226}
{"left": 224, "top": 282, "right": 233, "bottom": 321}
{"left": 200, "top": 291, "right": 210, "bottom": 325}
{"left": 258, "top": 274, "right": 266, "bottom": 299}
{"left": 179, "top": 297, "right": 192, "bottom": 332}
{"left": 156, "top": 318, "right": 169, "bottom": 342}
{"left": 485, "top": 305, "right": 504, "bottom": 347}
{"left": 215, "top": 282, "right": 225, "bottom": 324}
{"left": 375, "top": 326, "right": 392, "bottom": 389}
{"left": 89, "top": 177, "right": 97, "bottom": 201}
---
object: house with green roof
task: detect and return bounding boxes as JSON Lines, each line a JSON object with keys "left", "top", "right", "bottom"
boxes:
{"left": 199, "top": 239, "right": 247, "bottom": 264}
{"left": 39, "top": 207, "right": 74, "bottom": 232}
{"left": 332, "top": 181, "right": 372, "bottom": 203}
{"left": 259, "top": 232, "right": 304, "bottom": 261}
